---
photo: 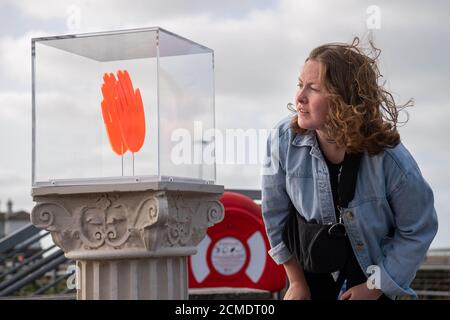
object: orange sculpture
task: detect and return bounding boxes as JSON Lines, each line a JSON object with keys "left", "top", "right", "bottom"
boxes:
{"left": 100, "top": 70, "right": 146, "bottom": 155}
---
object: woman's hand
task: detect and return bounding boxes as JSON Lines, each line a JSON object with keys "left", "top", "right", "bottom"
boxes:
{"left": 284, "top": 281, "right": 311, "bottom": 300}
{"left": 340, "top": 283, "right": 383, "bottom": 300}
{"left": 282, "top": 258, "right": 310, "bottom": 299}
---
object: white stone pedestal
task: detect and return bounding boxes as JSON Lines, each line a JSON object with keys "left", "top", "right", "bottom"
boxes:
{"left": 31, "top": 181, "right": 224, "bottom": 300}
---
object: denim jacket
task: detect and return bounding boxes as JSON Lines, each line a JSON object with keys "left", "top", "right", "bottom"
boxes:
{"left": 261, "top": 116, "right": 438, "bottom": 299}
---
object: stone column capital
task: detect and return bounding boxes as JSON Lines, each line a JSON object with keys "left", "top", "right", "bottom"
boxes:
{"left": 31, "top": 190, "right": 224, "bottom": 261}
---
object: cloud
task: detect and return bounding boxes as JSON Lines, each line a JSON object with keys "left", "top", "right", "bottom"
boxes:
{"left": 7, "top": 0, "right": 277, "bottom": 23}
{"left": 0, "top": 30, "right": 52, "bottom": 90}
{"left": 0, "top": 91, "right": 32, "bottom": 211}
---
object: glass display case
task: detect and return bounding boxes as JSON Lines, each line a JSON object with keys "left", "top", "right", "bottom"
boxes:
{"left": 32, "top": 27, "right": 216, "bottom": 188}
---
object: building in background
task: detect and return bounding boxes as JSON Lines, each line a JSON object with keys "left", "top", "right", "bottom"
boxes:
{"left": 0, "top": 199, "right": 31, "bottom": 238}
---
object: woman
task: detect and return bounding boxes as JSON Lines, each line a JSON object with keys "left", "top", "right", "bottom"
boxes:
{"left": 261, "top": 38, "right": 438, "bottom": 300}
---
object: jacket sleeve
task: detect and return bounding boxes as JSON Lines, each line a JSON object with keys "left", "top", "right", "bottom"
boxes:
{"left": 379, "top": 167, "right": 438, "bottom": 299}
{"left": 261, "top": 127, "right": 292, "bottom": 265}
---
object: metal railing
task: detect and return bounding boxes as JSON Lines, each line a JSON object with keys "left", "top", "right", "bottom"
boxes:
{"left": 0, "top": 223, "right": 74, "bottom": 297}
{"left": 0, "top": 224, "right": 40, "bottom": 256}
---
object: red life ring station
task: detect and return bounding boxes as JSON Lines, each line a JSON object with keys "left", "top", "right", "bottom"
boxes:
{"left": 188, "top": 192, "right": 286, "bottom": 292}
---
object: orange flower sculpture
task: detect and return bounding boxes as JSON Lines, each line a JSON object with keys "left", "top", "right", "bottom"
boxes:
{"left": 100, "top": 70, "right": 146, "bottom": 155}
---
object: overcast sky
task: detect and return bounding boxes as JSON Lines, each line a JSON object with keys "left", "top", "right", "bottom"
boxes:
{"left": 0, "top": 0, "right": 449, "bottom": 248}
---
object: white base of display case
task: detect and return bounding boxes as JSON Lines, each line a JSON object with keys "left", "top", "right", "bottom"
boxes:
{"left": 32, "top": 176, "right": 221, "bottom": 196}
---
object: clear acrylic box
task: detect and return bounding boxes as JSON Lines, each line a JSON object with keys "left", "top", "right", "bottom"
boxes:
{"left": 32, "top": 27, "right": 216, "bottom": 189}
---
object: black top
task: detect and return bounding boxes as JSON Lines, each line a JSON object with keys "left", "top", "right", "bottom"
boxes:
{"left": 321, "top": 151, "right": 368, "bottom": 287}
{"left": 322, "top": 154, "right": 343, "bottom": 219}
{"left": 318, "top": 145, "right": 362, "bottom": 220}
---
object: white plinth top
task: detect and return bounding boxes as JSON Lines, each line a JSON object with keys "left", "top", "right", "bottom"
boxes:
{"left": 32, "top": 178, "right": 224, "bottom": 196}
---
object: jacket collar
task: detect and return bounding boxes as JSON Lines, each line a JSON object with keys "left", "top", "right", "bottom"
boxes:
{"left": 291, "top": 130, "right": 318, "bottom": 148}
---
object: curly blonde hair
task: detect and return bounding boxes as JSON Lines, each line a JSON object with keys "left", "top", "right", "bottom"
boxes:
{"left": 289, "top": 37, "right": 412, "bottom": 155}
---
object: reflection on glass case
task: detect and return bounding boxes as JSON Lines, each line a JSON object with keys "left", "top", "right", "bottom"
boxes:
{"left": 32, "top": 27, "right": 215, "bottom": 188}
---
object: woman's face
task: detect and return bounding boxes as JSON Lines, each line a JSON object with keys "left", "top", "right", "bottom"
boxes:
{"left": 296, "top": 59, "right": 329, "bottom": 131}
